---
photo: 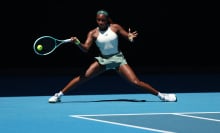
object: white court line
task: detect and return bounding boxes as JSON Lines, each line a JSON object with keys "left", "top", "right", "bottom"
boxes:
{"left": 70, "top": 112, "right": 220, "bottom": 133}
{"left": 70, "top": 111, "right": 220, "bottom": 117}
{"left": 172, "top": 113, "right": 220, "bottom": 122}
{"left": 70, "top": 115, "right": 176, "bottom": 133}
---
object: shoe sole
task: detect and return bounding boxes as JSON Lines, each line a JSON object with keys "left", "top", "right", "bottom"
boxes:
{"left": 48, "top": 100, "right": 61, "bottom": 103}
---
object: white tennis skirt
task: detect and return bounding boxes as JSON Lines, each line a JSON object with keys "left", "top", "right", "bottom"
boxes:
{"left": 95, "top": 52, "right": 127, "bottom": 70}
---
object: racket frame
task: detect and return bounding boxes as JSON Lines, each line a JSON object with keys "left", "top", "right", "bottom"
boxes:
{"left": 33, "top": 36, "right": 71, "bottom": 56}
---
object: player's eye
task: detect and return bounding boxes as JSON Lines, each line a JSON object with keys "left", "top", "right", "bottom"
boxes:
{"left": 96, "top": 18, "right": 107, "bottom": 22}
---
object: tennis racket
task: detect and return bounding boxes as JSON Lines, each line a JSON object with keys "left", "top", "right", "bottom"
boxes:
{"left": 33, "top": 36, "right": 72, "bottom": 55}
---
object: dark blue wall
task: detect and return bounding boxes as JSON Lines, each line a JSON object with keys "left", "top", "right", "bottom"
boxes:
{"left": 1, "top": 1, "right": 219, "bottom": 96}
{"left": 1, "top": 68, "right": 220, "bottom": 97}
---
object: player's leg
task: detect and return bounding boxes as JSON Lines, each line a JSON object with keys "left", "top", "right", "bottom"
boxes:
{"left": 61, "top": 61, "right": 105, "bottom": 93}
{"left": 48, "top": 61, "right": 105, "bottom": 103}
{"left": 117, "top": 64, "right": 159, "bottom": 95}
{"left": 116, "top": 64, "right": 177, "bottom": 102}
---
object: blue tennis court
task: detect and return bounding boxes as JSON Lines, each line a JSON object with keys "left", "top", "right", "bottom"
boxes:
{"left": 1, "top": 92, "right": 220, "bottom": 133}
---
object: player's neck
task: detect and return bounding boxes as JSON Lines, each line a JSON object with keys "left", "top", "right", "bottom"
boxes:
{"left": 99, "top": 25, "right": 109, "bottom": 31}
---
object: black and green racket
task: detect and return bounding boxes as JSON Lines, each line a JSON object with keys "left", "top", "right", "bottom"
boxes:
{"left": 33, "top": 36, "right": 72, "bottom": 56}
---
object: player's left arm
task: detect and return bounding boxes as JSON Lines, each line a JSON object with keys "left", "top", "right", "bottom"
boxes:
{"left": 113, "top": 24, "right": 138, "bottom": 42}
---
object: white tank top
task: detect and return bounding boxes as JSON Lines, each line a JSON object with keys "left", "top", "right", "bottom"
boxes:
{"left": 95, "top": 27, "right": 119, "bottom": 56}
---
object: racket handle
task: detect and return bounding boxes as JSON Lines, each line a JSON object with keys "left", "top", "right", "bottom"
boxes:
{"left": 63, "top": 39, "right": 72, "bottom": 43}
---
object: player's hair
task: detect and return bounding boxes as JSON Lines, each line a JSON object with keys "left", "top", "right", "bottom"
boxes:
{"left": 97, "top": 10, "right": 109, "bottom": 16}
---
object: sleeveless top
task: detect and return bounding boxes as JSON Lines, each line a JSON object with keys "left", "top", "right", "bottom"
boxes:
{"left": 95, "top": 27, "right": 119, "bottom": 56}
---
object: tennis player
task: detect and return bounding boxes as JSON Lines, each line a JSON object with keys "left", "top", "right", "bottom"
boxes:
{"left": 48, "top": 9, "right": 177, "bottom": 103}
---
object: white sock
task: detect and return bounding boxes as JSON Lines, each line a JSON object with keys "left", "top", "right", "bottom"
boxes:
{"left": 157, "top": 92, "right": 163, "bottom": 98}
{"left": 58, "top": 91, "right": 64, "bottom": 97}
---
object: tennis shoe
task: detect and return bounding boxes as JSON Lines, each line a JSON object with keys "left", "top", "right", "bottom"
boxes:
{"left": 48, "top": 93, "right": 61, "bottom": 103}
{"left": 159, "top": 93, "right": 177, "bottom": 102}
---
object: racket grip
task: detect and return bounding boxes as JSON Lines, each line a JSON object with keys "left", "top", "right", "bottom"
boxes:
{"left": 63, "top": 39, "right": 72, "bottom": 43}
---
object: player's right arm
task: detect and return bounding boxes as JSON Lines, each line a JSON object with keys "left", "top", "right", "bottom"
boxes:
{"left": 71, "top": 29, "right": 95, "bottom": 53}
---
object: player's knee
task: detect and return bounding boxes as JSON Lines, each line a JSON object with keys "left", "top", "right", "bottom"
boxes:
{"left": 79, "top": 75, "right": 88, "bottom": 80}
{"left": 131, "top": 79, "right": 140, "bottom": 86}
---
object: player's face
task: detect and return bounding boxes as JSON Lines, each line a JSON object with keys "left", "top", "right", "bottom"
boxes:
{"left": 96, "top": 14, "right": 108, "bottom": 30}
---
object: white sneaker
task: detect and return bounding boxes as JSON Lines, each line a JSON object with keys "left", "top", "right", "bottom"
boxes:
{"left": 159, "top": 93, "right": 177, "bottom": 102}
{"left": 48, "top": 93, "right": 62, "bottom": 103}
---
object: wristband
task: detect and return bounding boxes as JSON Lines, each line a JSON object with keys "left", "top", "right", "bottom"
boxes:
{"left": 74, "top": 39, "right": 81, "bottom": 45}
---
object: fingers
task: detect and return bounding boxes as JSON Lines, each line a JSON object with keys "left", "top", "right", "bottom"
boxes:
{"left": 132, "top": 31, "right": 138, "bottom": 36}
{"left": 70, "top": 36, "right": 79, "bottom": 43}
{"left": 128, "top": 28, "right": 138, "bottom": 36}
{"left": 128, "top": 28, "right": 138, "bottom": 43}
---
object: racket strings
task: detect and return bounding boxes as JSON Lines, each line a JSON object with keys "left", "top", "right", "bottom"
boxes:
{"left": 35, "top": 38, "right": 56, "bottom": 55}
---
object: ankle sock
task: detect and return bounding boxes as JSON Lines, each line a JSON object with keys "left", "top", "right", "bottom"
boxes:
{"left": 58, "top": 91, "right": 64, "bottom": 97}
{"left": 157, "top": 92, "right": 163, "bottom": 98}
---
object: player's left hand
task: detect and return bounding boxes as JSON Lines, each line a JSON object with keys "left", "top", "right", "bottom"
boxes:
{"left": 128, "top": 28, "right": 138, "bottom": 42}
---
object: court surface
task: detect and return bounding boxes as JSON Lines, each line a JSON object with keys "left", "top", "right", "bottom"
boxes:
{"left": 1, "top": 92, "right": 220, "bottom": 133}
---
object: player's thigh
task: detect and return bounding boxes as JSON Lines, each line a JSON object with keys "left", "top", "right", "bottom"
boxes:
{"left": 84, "top": 61, "right": 105, "bottom": 77}
{"left": 117, "top": 64, "right": 138, "bottom": 81}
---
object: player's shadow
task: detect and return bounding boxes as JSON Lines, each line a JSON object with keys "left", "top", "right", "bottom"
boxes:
{"left": 60, "top": 99, "right": 162, "bottom": 103}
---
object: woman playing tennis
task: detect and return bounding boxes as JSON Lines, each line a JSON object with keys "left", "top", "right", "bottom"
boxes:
{"left": 48, "top": 9, "right": 177, "bottom": 103}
